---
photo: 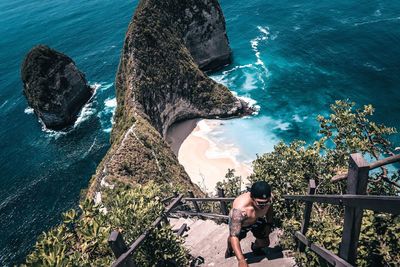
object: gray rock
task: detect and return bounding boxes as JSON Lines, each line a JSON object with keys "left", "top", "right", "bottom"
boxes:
{"left": 182, "top": 0, "right": 232, "bottom": 72}
{"left": 21, "top": 45, "right": 93, "bottom": 130}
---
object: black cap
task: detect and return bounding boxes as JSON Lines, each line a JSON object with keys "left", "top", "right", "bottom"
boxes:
{"left": 250, "top": 181, "right": 271, "bottom": 199}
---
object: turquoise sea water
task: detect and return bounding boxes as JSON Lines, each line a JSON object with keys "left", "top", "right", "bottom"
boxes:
{"left": 1, "top": 0, "right": 400, "bottom": 265}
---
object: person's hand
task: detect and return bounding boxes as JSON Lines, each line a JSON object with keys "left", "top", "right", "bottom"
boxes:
{"left": 238, "top": 259, "right": 249, "bottom": 267}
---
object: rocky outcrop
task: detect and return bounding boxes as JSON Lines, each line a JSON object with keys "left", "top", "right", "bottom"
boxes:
{"left": 21, "top": 45, "right": 93, "bottom": 130}
{"left": 87, "top": 0, "right": 252, "bottom": 198}
{"left": 182, "top": 0, "right": 232, "bottom": 71}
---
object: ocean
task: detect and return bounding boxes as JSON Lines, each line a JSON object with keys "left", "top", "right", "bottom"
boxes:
{"left": 1, "top": 0, "right": 400, "bottom": 265}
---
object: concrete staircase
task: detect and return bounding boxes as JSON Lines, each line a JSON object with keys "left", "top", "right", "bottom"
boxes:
{"left": 169, "top": 217, "right": 296, "bottom": 267}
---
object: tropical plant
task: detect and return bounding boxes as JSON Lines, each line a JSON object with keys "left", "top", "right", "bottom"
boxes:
{"left": 24, "top": 181, "right": 188, "bottom": 266}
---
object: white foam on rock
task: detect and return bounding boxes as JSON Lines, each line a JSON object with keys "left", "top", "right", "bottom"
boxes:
{"left": 231, "top": 91, "right": 260, "bottom": 115}
{"left": 73, "top": 102, "right": 96, "bottom": 128}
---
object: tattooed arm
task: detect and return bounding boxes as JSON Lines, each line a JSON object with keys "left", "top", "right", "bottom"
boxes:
{"left": 229, "top": 208, "right": 247, "bottom": 265}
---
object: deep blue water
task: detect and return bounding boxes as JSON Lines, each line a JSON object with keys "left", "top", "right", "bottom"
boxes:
{"left": 1, "top": 0, "right": 400, "bottom": 265}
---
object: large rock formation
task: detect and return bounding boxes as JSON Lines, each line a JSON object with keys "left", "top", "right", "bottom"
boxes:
{"left": 21, "top": 45, "right": 93, "bottom": 130}
{"left": 182, "top": 0, "right": 232, "bottom": 71}
{"left": 87, "top": 0, "right": 251, "bottom": 198}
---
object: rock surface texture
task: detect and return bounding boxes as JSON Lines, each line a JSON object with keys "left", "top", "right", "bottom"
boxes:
{"left": 182, "top": 0, "right": 232, "bottom": 71}
{"left": 88, "top": 0, "right": 252, "bottom": 198}
{"left": 21, "top": 45, "right": 93, "bottom": 130}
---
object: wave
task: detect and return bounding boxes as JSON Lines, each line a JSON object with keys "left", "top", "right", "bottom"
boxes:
{"left": 250, "top": 26, "right": 271, "bottom": 89}
{"left": 363, "top": 62, "right": 385, "bottom": 72}
{"left": 354, "top": 16, "right": 400, "bottom": 26}
{"left": 221, "top": 63, "right": 254, "bottom": 75}
{"left": 231, "top": 91, "right": 260, "bottom": 115}
{"left": 243, "top": 71, "right": 257, "bottom": 91}
{"left": 292, "top": 114, "right": 308, "bottom": 123}
{"left": 99, "top": 97, "right": 116, "bottom": 133}
{"left": 0, "top": 100, "right": 8, "bottom": 109}
{"left": 24, "top": 107, "right": 34, "bottom": 114}
{"left": 73, "top": 102, "right": 96, "bottom": 128}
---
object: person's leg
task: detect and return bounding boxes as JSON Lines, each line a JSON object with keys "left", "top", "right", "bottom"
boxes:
{"left": 252, "top": 207, "right": 273, "bottom": 253}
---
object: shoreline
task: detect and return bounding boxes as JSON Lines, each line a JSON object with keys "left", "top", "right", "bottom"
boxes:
{"left": 166, "top": 119, "right": 252, "bottom": 193}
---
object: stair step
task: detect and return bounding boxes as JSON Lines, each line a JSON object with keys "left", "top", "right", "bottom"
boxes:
{"left": 191, "top": 224, "right": 228, "bottom": 257}
{"left": 217, "top": 256, "right": 296, "bottom": 267}
{"left": 170, "top": 218, "right": 296, "bottom": 266}
{"left": 185, "top": 220, "right": 220, "bottom": 249}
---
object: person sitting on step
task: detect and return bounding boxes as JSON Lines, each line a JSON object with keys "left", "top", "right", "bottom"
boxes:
{"left": 225, "top": 181, "right": 273, "bottom": 267}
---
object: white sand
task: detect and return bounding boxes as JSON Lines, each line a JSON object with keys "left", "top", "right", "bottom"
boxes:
{"left": 177, "top": 119, "right": 252, "bottom": 193}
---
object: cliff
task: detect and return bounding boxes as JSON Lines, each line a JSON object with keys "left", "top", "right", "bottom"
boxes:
{"left": 21, "top": 45, "right": 93, "bottom": 130}
{"left": 87, "top": 0, "right": 250, "bottom": 199}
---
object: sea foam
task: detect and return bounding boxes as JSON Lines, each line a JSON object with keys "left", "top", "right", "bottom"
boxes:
{"left": 24, "top": 107, "right": 34, "bottom": 114}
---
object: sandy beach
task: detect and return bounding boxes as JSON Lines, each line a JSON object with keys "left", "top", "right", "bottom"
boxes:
{"left": 167, "top": 119, "right": 253, "bottom": 193}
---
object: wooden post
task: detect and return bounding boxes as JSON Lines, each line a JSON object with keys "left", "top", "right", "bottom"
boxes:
{"left": 188, "top": 191, "right": 201, "bottom": 212}
{"left": 217, "top": 188, "right": 229, "bottom": 215}
{"left": 339, "top": 153, "right": 369, "bottom": 264}
{"left": 299, "top": 179, "right": 316, "bottom": 252}
{"left": 108, "top": 231, "right": 135, "bottom": 267}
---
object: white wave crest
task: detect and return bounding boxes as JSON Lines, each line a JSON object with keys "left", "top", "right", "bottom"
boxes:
{"left": 73, "top": 102, "right": 96, "bottom": 128}
{"left": 354, "top": 16, "right": 400, "bottom": 26}
{"left": 363, "top": 62, "right": 385, "bottom": 72}
{"left": 250, "top": 26, "right": 271, "bottom": 89}
{"left": 221, "top": 63, "right": 254, "bottom": 75}
{"left": 24, "top": 107, "right": 34, "bottom": 114}
{"left": 104, "top": 97, "right": 117, "bottom": 108}
{"left": 90, "top": 82, "right": 113, "bottom": 92}
{"left": 0, "top": 100, "right": 8, "bottom": 109}
{"left": 99, "top": 97, "right": 117, "bottom": 133}
{"left": 91, "top": 82, "right": 102, "bottom": 91}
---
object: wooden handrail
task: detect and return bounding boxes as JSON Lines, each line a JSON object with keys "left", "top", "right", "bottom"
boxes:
{"left": 295, "top": 232, "right": 353, "bottom": 267}
{"left": 172, "top": 210, "right": 229, "bottom": 220}
{"left": 284, "top": 194, "right": 400, "bottom": 215}
{"left": 369, "top": 153, "right": 400, "bottom": 170}
{"left": 332, "top": 153, "right": 400, "bottom": 181}
{"left": 111, "top": 194, "right": 183, "bottom": 267}
{"left": 182, "top": 197, "right": 235, "bottom": 202}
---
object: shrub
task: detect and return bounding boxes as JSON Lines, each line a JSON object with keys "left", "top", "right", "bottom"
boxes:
{"left": 24, "top": 181, "right": 188, "bottom": 266}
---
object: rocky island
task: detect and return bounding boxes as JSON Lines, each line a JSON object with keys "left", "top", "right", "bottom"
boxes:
{"left": 87, "top": 0, "right": 252, "bottom": 200}
{"left": 21, "top": 45, "right": 93, "bottom": 130}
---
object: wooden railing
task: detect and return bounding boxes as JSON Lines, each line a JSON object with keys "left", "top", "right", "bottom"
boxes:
{"left": 284, "top": 153, "right": 400, "bottom": 266}
{"left": 108, "top": 190, "right": 234, "bottom": 267}
{"left": 108, "top": 195, "right": 183, "bottom": 267}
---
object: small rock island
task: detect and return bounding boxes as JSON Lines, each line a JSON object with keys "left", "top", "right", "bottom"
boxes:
{"left": 21, "top": 45, "right": 93, "bottom": 130}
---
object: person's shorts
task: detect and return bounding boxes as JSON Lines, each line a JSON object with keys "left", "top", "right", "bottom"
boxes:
{"left": 238, "top": 217, "right": 272, "bottom": 240}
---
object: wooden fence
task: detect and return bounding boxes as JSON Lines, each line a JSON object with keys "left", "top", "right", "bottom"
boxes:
{"left": 284, "top": 153, "right": 400, "bottom": 266}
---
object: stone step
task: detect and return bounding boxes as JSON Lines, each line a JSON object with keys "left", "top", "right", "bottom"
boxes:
{"left": 185, "top": 220, "right": 221, "bottom": 250}
{"left": 169, "top": 217, "right": 296, "bottom": 267}
{"left": 217, "top": 256, "right": 296, "bottom": 267}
